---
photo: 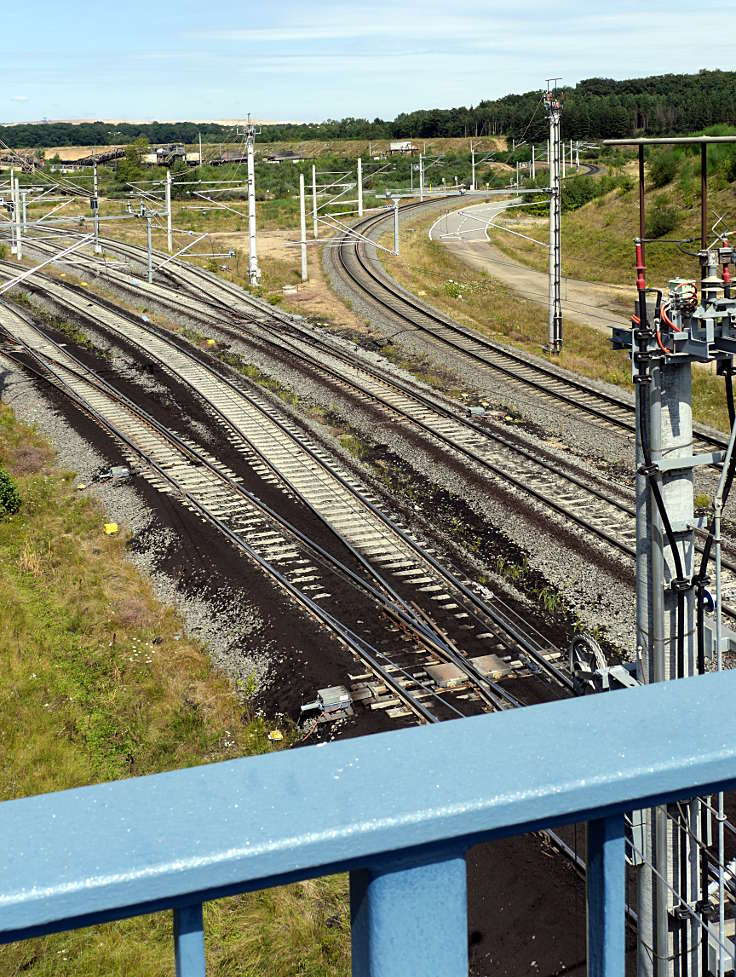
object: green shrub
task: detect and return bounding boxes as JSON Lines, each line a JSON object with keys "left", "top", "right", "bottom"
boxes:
{"left": 721, "top": 146, "right": 736, "bottom": 183}
{"left": 0, "top": 468, "right": 20, "bottom": 516}
{"left": 649, "top": 149, "right": 679, "bottom": 188}
{"left": 444, "top": 280, "right": 462, "bottom": 299}
{"left": 647, "top": 195, "right": 678, "bottom": 239}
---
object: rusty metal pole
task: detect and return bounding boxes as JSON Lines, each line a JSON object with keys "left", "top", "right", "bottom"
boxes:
{"left": 701, "top": 143, "right": 708, "bottom": 251}
{"left": 639, "top": 145, "right": 646, "bottom": 263}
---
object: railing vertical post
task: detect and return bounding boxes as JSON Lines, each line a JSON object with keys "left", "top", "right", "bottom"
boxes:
{"left": 350, "top": 854, "right": 467, "bottom": 977}
{"left": 587, "top": 815, "right": 626, "bottom": 976}
{"left": 174, "top": 903, "right": 206, "bottom": 977}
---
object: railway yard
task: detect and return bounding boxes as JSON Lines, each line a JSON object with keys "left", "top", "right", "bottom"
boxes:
{"left": 2, "top": 153, "right": 736, "bottom": 976}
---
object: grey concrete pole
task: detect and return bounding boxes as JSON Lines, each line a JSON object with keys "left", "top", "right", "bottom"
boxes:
{"left": 648, "top": 369, "right": 670, "bottom": 977}
{"left": 531, "top": 144, "right": 535, "bottom": 181}
{"left": 419, "top": 153, "right": 424, "bottom": 202}
{"left": 553, "top": 113, "right": 562, "bottom": 350}
{"left": 9, "top": 169, "right": 16, "bottom": 256}
{"left": 635, "top": 367, "right": 655, "bottom": 977}
{"left": 311, "top": 164, "right": 318, "bottom": 239}
{"left": 21, "top": 190, "right": 27, "bottom": 231}
{"left": 357, "top": 156, "right": 363, "bottom": 217}
{"left": 14, "top": 179, "right": 22, "bottom": 261}
{"left": 471, "top": 144, "right": 476, "bottom": 191}
{"left": 547, "top": 118, "right": 555, "bottom": 351}
{"left": 246, "top": 120, "right": 261, "bottom": 286}
{"left": 93, "top": 161, "right": 102, "bottom": 254}
{"left": 562, "top": 137, "right": 566, "bottom": 179}
{"left": 299, "top": 173, "right": 308, "bottom": 282}
{"left": 636, "top": 355, "right": 700, "bottom": 976}
{"left": 165, "top": 169, "right": 173, "bottom": 253}
{"left": 146, "top": 215, "right": 153, "bottom": 284}
{"left": 659, "top": 362, "right": 698, "bottom": 977}
{"left": 393, "top": 198, "right": 399, "bottom": 255}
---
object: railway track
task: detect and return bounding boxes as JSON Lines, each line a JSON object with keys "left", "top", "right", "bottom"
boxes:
{"left": 13, "top": 242, "right": 736, "bottom": 612}
{"left": 327, "top": 200, "right": 728, "bottom": 456}
{"left": 0, "top": 298, "right": 588, "bottom": 879}
{"left": 0, "top": 276, "right": 572, "bottom": 705}
{"left": 14, "top": 242, "right": 641, "bottom": 558}
{"left": 1, "top": 305, "right": 545, "bottom": 723}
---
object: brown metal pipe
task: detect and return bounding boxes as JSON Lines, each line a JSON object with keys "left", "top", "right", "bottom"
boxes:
{"left": 701, "top": 143, "right": 708, "bottom": 250}
{"left": 639, "top": 144, "right": 645, "bottom": 262}
{"left": 604, "top": 135, "right": 736, "bottom": 145}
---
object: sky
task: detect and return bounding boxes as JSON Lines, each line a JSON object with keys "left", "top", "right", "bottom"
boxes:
{"left": 2, "top": 0, "right": 733, "bottom": 125}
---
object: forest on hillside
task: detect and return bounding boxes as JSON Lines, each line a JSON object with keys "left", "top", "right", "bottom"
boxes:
{"left": 3, "top": 70, "right": 735, "bottom": 148}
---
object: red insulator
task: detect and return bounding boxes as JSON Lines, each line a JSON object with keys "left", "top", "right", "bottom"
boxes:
{"left": 635, "top": 242, "right": 646, "bottom": 291}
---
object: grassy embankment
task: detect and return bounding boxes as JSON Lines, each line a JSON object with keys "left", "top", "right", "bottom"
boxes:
{"left": 495, "top": 146, "right": 736, "bottom": 286}
{"left": 0, "top": 404, "right": 349, "bottom": 975}
{"left": 378, "top": 209, "right": 732, "bottom": 432}
{"left": 41, "top": 136, "right": 507, "bottom": 164}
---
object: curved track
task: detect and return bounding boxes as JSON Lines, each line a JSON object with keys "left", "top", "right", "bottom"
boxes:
{"left": 14, "top": 240, "right": 736, "bottom": 614}
{"left": 1, "top": 305, "right": 538, "bottom": 722}
{"left": 0, "top": 273, "right": 572, "bottom": 703}
{"left": 328, "top": 202, "right": 727, "bottom": 455}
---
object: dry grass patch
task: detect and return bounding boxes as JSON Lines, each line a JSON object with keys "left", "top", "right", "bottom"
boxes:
{"left": 494, "top": 171, "right": 736, "bottom": 287}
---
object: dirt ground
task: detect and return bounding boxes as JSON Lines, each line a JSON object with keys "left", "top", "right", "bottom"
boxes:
{"left": 202, "top": 226, "right": 377, "bottom": 333}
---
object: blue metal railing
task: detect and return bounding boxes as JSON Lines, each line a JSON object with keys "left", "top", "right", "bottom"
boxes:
{"left": 2, "top": 672, "right": 736, "bottom": 976}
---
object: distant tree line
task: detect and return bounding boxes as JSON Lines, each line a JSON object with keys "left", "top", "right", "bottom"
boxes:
{"left": 4, "top": 70, "right": 736, "bottom": 148}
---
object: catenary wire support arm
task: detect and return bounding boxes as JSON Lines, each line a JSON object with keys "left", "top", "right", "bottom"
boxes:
{"left": 0, "top": 236, "right": 94, "bottom": 296}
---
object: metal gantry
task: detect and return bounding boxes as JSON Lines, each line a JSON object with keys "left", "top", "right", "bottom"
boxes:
{"left": 607, "top": 133, "right": 736, "bottom": 977}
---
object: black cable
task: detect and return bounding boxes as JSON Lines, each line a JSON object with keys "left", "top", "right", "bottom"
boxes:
{"left": 637, "top": 381, "right": 685, "bottom": 583}
{"left": 697, "top": 370, "right": 736, "bottom": 584}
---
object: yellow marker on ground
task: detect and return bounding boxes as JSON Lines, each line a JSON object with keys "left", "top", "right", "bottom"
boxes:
{"left": 104, "top": 523, "right": 119, "bottom": 535}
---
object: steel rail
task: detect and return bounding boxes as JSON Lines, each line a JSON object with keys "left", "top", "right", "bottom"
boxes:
{"left": 43, "top": 248, "right": 736, "bottom": 623}
{"left": 13, "top": 240, "right": 736, "bottom": 627}
{"left": 16, "top": 236, "right": 736, "bottom": 627}
{"left": 14, "top": 274, "right": 554, "bottom": 698}
{"left": 0, "top": 327, "right": 457, "bottom": 724}
{"left": 334, "top": 203, "right": 728, "bottom": 455}
{"left": 1, "top": 294, "right": 552, "bottom": 703}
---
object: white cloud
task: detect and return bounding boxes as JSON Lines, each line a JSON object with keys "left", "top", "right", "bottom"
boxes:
{"left": 10, "top": 95, "right": 29, "bottom": 102}
{"left": 194, "top": 14, "right": 519, "bottom": 45}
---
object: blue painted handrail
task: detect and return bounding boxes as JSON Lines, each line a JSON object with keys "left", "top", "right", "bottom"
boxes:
{"left": 2, "top": 672, "right": 736, "bottom": 976}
